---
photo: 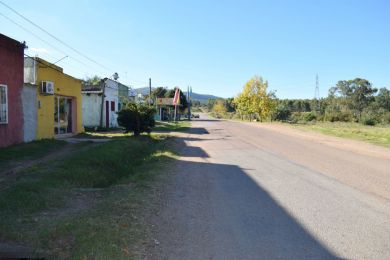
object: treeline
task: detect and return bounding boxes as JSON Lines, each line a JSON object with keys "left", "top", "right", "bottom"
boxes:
{"left": 209, "top": 77, "right": 390, "bottom": 125}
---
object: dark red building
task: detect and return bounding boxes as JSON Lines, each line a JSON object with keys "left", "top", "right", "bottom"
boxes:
{"left": 0, "top": 34, "right": 26, "bottom": 147}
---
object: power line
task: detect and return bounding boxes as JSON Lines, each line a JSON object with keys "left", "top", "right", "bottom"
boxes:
{"left": 0, "top": 11, "right": 108, "bottom": 76}
{"left": 1, "top": 1, "right": 153, "bottom": 87}
{"left": 0, "top": 0, "right": 116, "bottom": 73}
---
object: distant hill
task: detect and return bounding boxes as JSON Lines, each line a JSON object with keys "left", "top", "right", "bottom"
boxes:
{"left": 184, "top": 92, "right": 221, "bottom": 104}
{"left": 134, "top": 87, "right": 153, "bottom": 96}
{"left": 134, "top": 87, "right": 221, "bottom": 103}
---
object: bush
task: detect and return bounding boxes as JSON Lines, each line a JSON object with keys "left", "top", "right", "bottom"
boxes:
{"left": 361, "top": 117, "right": 376, "bottom": 126}
{"left": 303, "top": 112, "right": 316, "bottom": 122}
{"left": 272, "top": 105, "right": 291, "bottom": 121}
{"left": 382, "top": 112, "right": 390, "bottom": 124}
{"left": 117, "top": 103, "right": 156, "bottom": 136}
{"left": 324, "top": 110, "right": 353, "bottom": 122}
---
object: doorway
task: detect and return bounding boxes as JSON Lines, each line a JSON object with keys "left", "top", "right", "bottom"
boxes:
{"left": 54, "top": 96, "right": 73, "bottom": 135}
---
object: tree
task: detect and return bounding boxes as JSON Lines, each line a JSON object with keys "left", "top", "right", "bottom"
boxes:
{"left": 83, "top": 75, "right": 102, "bottom": 85}
{"left": 376, "top": 87, "right": 390, "bottom": 111}
{"left": 117, "top": 103, "right": 155, "bottom": 136}
{"left": 330, "top": 78, "right": 377, "bottom": 119}
{"left": 152, "top": 87, "right": 167, "bottom": 98}
{"left": 212, "top": 99, "right": 227, "bottom": 114}
{"left": 165, "top": 88, "right": 188, "bottom": 112}
{"left": 234, "top": 76, "right": 275, "bottom": 121}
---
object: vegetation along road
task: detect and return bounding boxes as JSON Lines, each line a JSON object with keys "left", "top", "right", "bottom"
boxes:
{"left": 149, "top": 114, "right": 390, "bottom": 259}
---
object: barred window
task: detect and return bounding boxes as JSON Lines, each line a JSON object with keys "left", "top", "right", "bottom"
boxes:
{"left": 0, "top": 85, "right": 8, "bottom": 124}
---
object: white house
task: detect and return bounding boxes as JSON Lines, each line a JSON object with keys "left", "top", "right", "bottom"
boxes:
{"left": 82, "top": 86, "right": 102, "bottom": 128}
{"left": 102, "top": 78, "right": 119, "bottom": 128}
{"left": 82, "top": 78, "right": 119, "bottom": 129}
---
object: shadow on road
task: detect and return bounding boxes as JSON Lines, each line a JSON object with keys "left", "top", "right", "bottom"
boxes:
{"left": 151, "top": 137, "right": 338, "bottom": 259}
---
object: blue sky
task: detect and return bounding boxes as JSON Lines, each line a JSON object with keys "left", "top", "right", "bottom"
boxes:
{"left": 1, "top": 0, "right": 389, "bottom": 98}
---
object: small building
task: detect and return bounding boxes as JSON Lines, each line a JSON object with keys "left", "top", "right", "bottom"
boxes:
{"left": 117, "top": 82, "right": 129, "bottom": 111}
{"left": 81, "top": 78, "right": 119, "bottom": 129}
{"left": 82, "top": 85, "right": 103, "bottom": 129}
{"left": 0, "top": 34, "right": 26, "bottom": 147}
{"left": 24, "top": 57, "right": 83, "bottom": 139}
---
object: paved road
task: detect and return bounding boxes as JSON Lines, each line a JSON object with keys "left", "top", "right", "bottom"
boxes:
{"left": 151, "top": 116, "right": 390, "bottom": 259}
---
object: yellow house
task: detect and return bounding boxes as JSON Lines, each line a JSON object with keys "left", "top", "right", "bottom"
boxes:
{"left": 24, "top": 57, "right": 83, "bottom": 139}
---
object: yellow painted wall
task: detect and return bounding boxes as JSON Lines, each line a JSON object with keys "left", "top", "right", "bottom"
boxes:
{"left": 36, "top": 58, "right": 83, "bottom": 139}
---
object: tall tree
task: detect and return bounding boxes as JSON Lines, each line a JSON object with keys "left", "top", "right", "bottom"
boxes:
{"left": 330, "top": 78, "right": 377, "bottom": 118}
{"left": 234, "top": 76, "right": 275, "bottom": 121}
{"left": 152, "top": 87, "right": 167, "bottom": 98}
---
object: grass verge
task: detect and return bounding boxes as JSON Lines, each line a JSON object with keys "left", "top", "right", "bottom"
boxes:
{"left": 0, "top": 140, "right": 66, "bottom": 169}
{"left": 0, "top": 135, "right": 176, "bottom": 259}
{"left": 153, "top": 120, "right": 190, "bottom": 132}
{"left": 291, "top": 122, "right": 390, "bottom": 148}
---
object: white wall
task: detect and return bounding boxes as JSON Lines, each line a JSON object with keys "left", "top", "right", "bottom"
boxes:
{"left": 22, "top": 84, "right": 37, "bottom": 142}
{"left": 103, "top": 79, "right": 119, "bottom": 128}
{"left": 82, "top": 93, "right": 102, "bottom": 127}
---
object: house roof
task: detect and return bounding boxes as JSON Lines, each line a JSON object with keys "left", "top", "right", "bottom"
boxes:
{"left": 82, "top": 85, "right": 103, "bottom": 93}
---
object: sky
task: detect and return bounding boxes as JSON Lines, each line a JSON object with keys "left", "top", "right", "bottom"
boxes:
{"left": 1, "top": 0, "right": 389, "bottom": 98}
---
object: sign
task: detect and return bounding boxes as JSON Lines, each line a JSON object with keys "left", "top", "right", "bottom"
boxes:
{"left": 156, "top": 98, "right": 173, "bottom": 105}
{"left": 173, "top": 88, "right": 181, "bottom": 105}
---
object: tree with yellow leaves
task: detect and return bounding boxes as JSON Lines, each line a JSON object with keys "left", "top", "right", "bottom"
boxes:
{"left": 234, "top": 76, "right": 275, "bottom": 121}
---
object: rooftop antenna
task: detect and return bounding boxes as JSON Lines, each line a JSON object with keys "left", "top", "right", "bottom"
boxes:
{"left": 112, "top": 72, "right": 119, "bottom": 81}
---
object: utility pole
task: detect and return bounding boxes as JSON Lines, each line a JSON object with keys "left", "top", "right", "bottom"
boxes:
{"left": 314, "top": 74, "right": 320, "bottom": 112}
{"left": 187, "top": 86, "right": 191, "bottom": 121}
{"left": 149, "top": 78, "right": 152, "bottom": 106}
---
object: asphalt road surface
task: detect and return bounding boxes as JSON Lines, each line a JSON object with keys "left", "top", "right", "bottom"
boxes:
{"left": 150, "top": 115, "right": 390, "bottom": 260}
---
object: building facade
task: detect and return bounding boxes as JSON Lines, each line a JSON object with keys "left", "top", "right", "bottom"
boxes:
{"left": 82, "top": 86, "right": 103, "bottom": 128}
{"left": 82, "top": 78, "right": 119, "bottom": 129}
{"left": 102, "top": 78, "right": 119, "bottom": 128}
{"left": 0, "top": 34, "right": 25, "bottom": 147}
{"left": 24, "top": 57, "right": 83, "bottom": 139}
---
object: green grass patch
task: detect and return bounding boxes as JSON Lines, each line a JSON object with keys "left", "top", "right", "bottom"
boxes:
{"left": 0, "top": 139, "right": 66, "bottom": 168}
{"left": 76, "top": 131, "right": 132, "bottom": 139}
{"left": 153, "top": 120, "right": 190, "bottom": 132}
{"left": 291, "top": 122, "right": 390, "bottom": 148}
{"left": 0, "top": 135, "right": 176, "bottom": 258}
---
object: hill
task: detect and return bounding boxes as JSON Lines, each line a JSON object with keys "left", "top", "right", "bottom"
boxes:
{"left": 134, "top": 87, "right": 221, "bottom": 103}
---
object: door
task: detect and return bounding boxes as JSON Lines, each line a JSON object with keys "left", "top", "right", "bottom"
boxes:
{"left": 54, "top": 96, "right": 73, "bottom": 135}
{"left": 105, "top": 100, "right": 109, "bottom": 128}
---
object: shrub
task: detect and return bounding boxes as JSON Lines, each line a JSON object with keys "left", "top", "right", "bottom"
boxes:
{"left": 362, "top": 117, "right": 376, "bottom": 126}
{"left": 117, "top": 103, "right": 156, "bottom": 136}
{"left": 303, "top": 112, "right": 316, "bottom": 122}
{"left": 324, "top": 110, "right": 353, "bottom": 122}
{"left": 273, "top": 105, "right": 291, "bottom": 121}
{"left": 382, "top": 112, "right": 390, "bottom": 124}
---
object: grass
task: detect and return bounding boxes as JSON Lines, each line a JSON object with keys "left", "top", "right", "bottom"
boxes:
{"left": 76, "top": 131, "right": 132, "bottom": 139}
{"left": 0, "top": 135, "right": 176, "bottom": 258}
{"left": 291, "top": 122, "right": 390, "bottom": 148}
{"left": 0, "top": 139, "right": 66, "bottom": 168}
{"left": 153, "top": 120, "right": 191, "bottom": 132}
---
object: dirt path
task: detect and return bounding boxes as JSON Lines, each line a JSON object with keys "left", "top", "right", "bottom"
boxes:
{"left": 0, "top": 140, "right": 103, "bottom": 187}
{"left": 149, "top": 116, "right": 390, "bottom": 259}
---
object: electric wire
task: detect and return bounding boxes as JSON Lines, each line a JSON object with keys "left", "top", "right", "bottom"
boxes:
{"left": 0, "top": 0, "right": 116, "bottom": 73}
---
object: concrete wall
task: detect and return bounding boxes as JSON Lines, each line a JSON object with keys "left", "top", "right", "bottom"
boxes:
{"left": 22, "top": 84, "right": 37, "bottom": 142}
{"left": 82, "top": 93, "right": 102, "bottom": 127}
{"left": 103, "top": 79, "right": 119, "bottom": 128}
{"left": 0, "top": 34, "right": 24, "bottom": 147}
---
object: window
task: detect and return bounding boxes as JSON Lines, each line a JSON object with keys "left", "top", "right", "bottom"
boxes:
{"left": 111, "top": 101, "right": 115, "bottom": 111}
{"left": 0, "top": 85, "right": 8, "bottom": 124}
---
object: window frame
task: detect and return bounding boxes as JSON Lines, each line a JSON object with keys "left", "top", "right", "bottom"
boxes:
{"left": 0, "top": 84, "right": 8, "bottom": 124}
